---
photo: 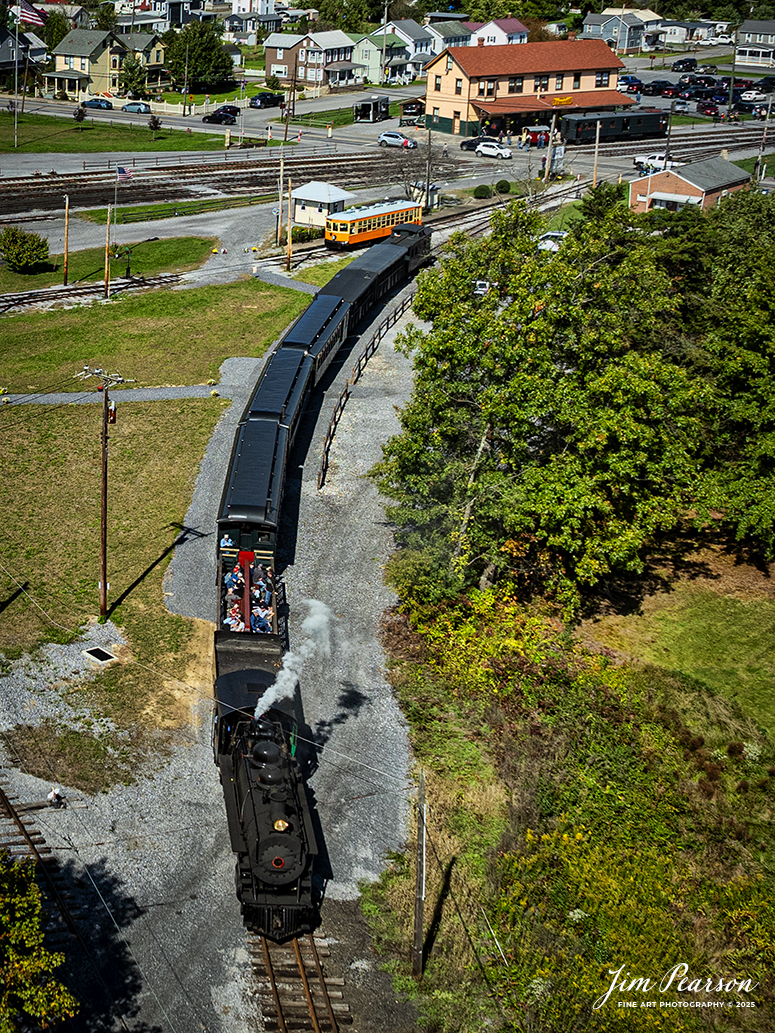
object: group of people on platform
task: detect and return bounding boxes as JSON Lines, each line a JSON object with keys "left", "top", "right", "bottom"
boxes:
{"left": 220, "top": 534, "right": 276, "bottom": 634}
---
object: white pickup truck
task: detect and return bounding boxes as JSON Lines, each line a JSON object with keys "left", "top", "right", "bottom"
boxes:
{"left": 633, "top": 153, "right": 686, "bottom": 172}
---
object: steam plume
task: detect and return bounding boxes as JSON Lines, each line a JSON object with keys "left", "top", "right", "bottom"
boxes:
{"left": 254, "top": 599, "right": 331, "bottom": 714}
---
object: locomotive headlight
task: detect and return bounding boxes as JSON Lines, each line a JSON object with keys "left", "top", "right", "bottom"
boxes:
{"left": 273, "top": 818, "right": 290, "bottom": 832}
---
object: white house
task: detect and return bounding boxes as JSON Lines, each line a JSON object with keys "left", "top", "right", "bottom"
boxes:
{"left": 462, "top": 18, "right": 528, "bottom": 46}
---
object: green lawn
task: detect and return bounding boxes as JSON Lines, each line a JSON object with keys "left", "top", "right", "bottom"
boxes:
{"left": 0, "top": 112, "right": 225, "bottom": 153}
{"left": 293, "top": 252, "right": 358, "bottom": 286}
{"left": 80, "top": 193, "right": 276, "bottom": 225}
{"left": 153, "top": 82, "right": 269, "bottom": 105}
{"left": 0, "top": 236, "right": 214, "bottom": 293}
{"left": 735, "top": 150, "right": 775, "bottom": 174}
{"left": 0, "top": 397, "right": 226, "bottom": 788}
{"left": 0, "top": 278, "right": 310, "bottom": 392}
{"left": 581, "top": 557, "right": 775, "bottom": 735}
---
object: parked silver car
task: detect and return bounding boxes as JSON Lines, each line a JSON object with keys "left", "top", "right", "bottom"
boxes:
{"left": 378, "top": 130, "right": 418, "bottom": 148}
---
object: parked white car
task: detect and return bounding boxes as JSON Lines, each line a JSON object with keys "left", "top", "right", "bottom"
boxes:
{"left": 634, "top": 153, "right": 685, "bottom": 171}
{"left": 538, "top": 231, "right": 568, "bottom": 252}
{"left": 740, "top": 90, "right": 767, "bottom": 102}
{"left": 475, "top": 140, "right": 513, "bottom": 159}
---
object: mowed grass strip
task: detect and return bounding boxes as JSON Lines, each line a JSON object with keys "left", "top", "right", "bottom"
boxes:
{"left": 0, "top": 111, "right": 225, "bottom": 153}
{"left": 0, "top": 278, "right": 310, "bottom": 392}
{"left": 581, "top": 555, "right": 775, "bottom": 734}
{"left": 292, "top": 253, "right": 359, "bottom": 286}
{"left": 0, "top": 397, "right": 226, "bottom": 787}
{"left": 0, "top": 235, "right": 215, "bottom": 293}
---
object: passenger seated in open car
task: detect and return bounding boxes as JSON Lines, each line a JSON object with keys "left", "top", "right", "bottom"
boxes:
{"left": 251, "top": 605, "right": 271, "bottom": 633}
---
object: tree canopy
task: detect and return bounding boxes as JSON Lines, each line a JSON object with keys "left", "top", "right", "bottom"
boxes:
{"left": 372, "top": 187, "right": 775, "bottom": 612}
{"left": 0, "top": 852, "right": 79, "bottom": 1031}
{"left": 164, "top": 21, "right": 234, "bottom": 88}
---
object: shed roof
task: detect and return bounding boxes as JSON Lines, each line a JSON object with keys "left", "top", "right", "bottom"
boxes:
{"left": 431, "top": 39, "right": 624, "bottom": 76}
{"left": 674, "top": 156, "right": 752, "bottom": 192}
{"left": 292, "top": 180, "right": 356, "bottom": 203}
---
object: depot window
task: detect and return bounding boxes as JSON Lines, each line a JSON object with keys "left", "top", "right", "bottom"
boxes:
{"left": 455, "top": 77, "right": 462, "bottom": 94}
{"left": 434, "top": 74, "right": 441, "bottom": 90}
{"left": 555, "top": 74, "right": 564, "bottom": 90}
{"left": 595, "top": 71, "right": 610, "bottom": 87}
{"left": 508, "top": 76, "right": 523, "bottom": 93}
{"left": 432, "top": 106, "right": 439, "bottom": 122}
{"left": 573, "top": 72, "right": 581, "bottom": 89}
{"left": 534, "top": 75, "right": 549, "bottom": 91}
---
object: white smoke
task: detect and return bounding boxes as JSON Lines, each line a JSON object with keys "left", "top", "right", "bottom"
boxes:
{"left": 254, "top": 599, "right": 332, "bottom": 715}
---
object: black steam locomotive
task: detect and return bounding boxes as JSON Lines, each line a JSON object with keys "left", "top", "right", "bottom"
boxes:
{"left": 212, "top": 222, "right": 431, "bottom": 941}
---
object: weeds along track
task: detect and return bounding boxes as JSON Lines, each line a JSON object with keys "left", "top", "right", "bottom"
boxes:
{"left": 248, "top": 932, "right": 352, "bottom": 1032}
{"left": 0, "top": 272, "right": 183, "bottom": 313}
{"left": 0, "top": 152, "right": 467, "bottom": 220}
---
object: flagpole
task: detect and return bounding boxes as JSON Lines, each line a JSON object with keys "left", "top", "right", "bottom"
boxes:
{"left": 14, "top": 10, "right": 19, "bottom": 149}
{"left": 113, "top": 169, "right": 118, "bottom": 248}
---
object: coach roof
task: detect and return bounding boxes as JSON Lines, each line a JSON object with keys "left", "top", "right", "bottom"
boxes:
{"left": 436, "top": 38, "right": 625, "bottom": 76}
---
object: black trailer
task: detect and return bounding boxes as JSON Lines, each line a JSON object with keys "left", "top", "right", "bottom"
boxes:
{"left": 560, "top": 108, "right": 667, "bottom": 144}
{"left": 353, "top": 95, "right": 390, "bottom": 122}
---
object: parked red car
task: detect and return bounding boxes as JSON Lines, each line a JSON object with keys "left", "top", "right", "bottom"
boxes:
{"left": 696, "top": 99, "right": 719, "bottom": 116}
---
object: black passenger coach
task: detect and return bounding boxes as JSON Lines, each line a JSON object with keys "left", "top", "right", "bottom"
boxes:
{"left": 211, "top": 222, "right": 431, "bottom": 941}
{"left": 560, "top": 108, "right": 667, "bottom": 144}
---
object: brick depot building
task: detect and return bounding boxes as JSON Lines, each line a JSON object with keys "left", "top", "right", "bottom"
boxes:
{"left": 629, "top": 156, "right": 751, "bottom": 213}
{"left": 424, "top": 38, "right": 632, "bottom": 138}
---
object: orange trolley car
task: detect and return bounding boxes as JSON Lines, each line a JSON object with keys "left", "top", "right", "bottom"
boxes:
{"left": 325, "top": 199, "right": 422, "bottom": 248}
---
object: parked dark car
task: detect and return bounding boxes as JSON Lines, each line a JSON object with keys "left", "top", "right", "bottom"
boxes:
{"left": 82, "top": 98, "right": 113, "bottom": 109}
{"left": 202, "top": 111, "right": 237, "bottom": 124}
{"left": 661, "top": 85, "right": 683, "bottom": 97}
{"left": 759, "top": 77, "right": 775, "bottom": 92}
{"left": 249, "top": 92, "right": 284, "bottom": 108}
{"left": 696, "top": 99, "right": 719, "bottom": 116}
{"left": 214, "top": 105, "right": 241, "bottom": 117}
{"left": 459, "top": 134, "right": 499, "bottom": 151}
{"left": 641, "top": 79, "right": 672, "bottom": 95}
{"left": 672, "top": 58, "right": 697, "bottom": 71}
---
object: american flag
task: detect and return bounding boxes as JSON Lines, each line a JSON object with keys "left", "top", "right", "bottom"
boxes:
{"left": 117, "top": 167, "right": 132, "bottom": 182}
{"left": 19, "top": 0, "right": 45, "bottom": 26}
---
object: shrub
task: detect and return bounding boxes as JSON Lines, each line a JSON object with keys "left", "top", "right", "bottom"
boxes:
{"left": 496, "top": 179, "right": 511, "bottom": 194}
{"left": 73, "top": 106, "right": 86, "bottom": 127}
{"left": 266, "top": 75, "right": 281, "bottom": 91}
{"left": 473, "top": 184, "right": 492, "bottom": 199}
{"left": 0, "top": 226, "right": 49, "bottom": 272}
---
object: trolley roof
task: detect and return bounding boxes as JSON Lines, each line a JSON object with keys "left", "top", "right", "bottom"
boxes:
{"left": 327, "top": 199, "right": 420, "bottom": 224}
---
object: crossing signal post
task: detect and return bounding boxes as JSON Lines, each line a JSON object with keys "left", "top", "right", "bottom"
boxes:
{"left": 75, "top": 366, "right": 134, "bottom": 618}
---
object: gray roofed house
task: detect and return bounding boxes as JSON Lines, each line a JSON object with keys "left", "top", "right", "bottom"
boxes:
{"left": 582, "top": 11, "right": 645, "bottom": 51}
{"left": 737, "top": 19, "right": 775, "bottom": 66}
{"left": 425, "top": 20, "right": 472, "bottom": 53}
{"left": 629, "top": 156, "right": 751, "bottom": 213}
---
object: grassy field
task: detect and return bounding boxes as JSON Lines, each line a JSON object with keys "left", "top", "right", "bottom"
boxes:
{"left": 78, "top": 193, "right": 277, "bottom": 225}
{"left": 580, "top": 548, "right": 775, "bottom": 734}
{"left": 0, "top": 278, "right": 310, "bottom": 393}
{"left": 0, "top": 112, "right": 225, "bottom": 153}
{"left": 734, "top": 150, "right": 775, "bottom": 174}
{"left": 0, "top": 397, "right": 226, "bottom": 788}
{"left": 292, "top": 252, "right": 359, "bottom": 286}
{"left": 0, "top": 236, "right": 214, "bottom": 293}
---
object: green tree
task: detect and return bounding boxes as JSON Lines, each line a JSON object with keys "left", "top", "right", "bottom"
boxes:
{"left": 0, "top": 227, "right": 49, "bottom": 272}
{"left": 316, "top": 0, "right": 370, "bottom": 31}
{"left": 147, "top": 113, "right": 162, "bottom": 139}
{"left": 577, "top": 180, "right": 628, "bottom": 223}
{"left": 73, "top": 105, "right": 86, "bottom": 128}
{"left": 372, "top": 202, "right": 713, "bottom": 610}
{"left": 42, "top": 9, "right": 70, "bottom": 53}
{"left": 0, "top": 851, "right": 79, "bottom": 1030}
{"left": 119, "top": 52, "right": 147, "bottom": 97}
{"left": 164, "top": 21, "right": 234, "bottom": 88}
{"left": 93, "top": 3, "right": 117, "bottom": 31}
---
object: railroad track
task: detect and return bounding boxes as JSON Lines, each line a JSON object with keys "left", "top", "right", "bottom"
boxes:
{"left": 248, "top": 932, "right": 352, "bottom": 1032}
{"left": 0, "top": 272, "right": 182, "bottom": 313}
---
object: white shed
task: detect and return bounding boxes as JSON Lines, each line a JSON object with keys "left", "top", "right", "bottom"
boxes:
{"left": 291, "top": 181, "right": 357, "bottom": 227}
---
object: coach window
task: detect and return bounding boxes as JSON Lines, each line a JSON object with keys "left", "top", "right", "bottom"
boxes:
{"left": 434, "top": 74, "right": 441, "bottom": 91}
{"left": 534, "top": 74, "right": 549, "bottom": 91}
{"left": 555, "top": 74, "right": 564, "bottom": 90}
{"left": 595, "top": 72, "right": 610, "bottom": 87}
{"left": 455, "top": 77, "right": 462, "bottom": 94}
{"left": 508, "top": 76, "right": 523, "bottom": 93}
{"left": 573, "top": 73, "right": 581, "bottom": 89}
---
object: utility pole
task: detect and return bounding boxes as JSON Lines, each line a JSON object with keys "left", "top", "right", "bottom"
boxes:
{"left": 664, "top": 101, "right": 675, "bottom": 160}
{"left": 381, "top": 0, "right": 389, "bottom": 85}
{"left": 74, "top": 366, "right": 134, "bottom": 619}
{"left": 412, "top": 769, "right": 426, "bottom": 977}
{"left": 182, "top": 42, "right": 189, "bottom": 116}
{"left": 543, "top": 112, "right": 558, "bottom": 184}
{"left": 277, "top": 154, "right": 284, "bottom": 246}
{"left": 424, "top": 126, "right": 432, "bottom": 211}
{"left": 592, "top": 119, "right": 601, "bottom": 187}
{"left": 63, "top": 195, "right": 70, "bottom": 286}
{"left": 286, "top": 177, "right": 293, "bottom": 271}
{"left": 754, "top": 94, "right": 773, "bottom": 181}
{"left": 104, "top": 206, "right": 111, "bottom": 298}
